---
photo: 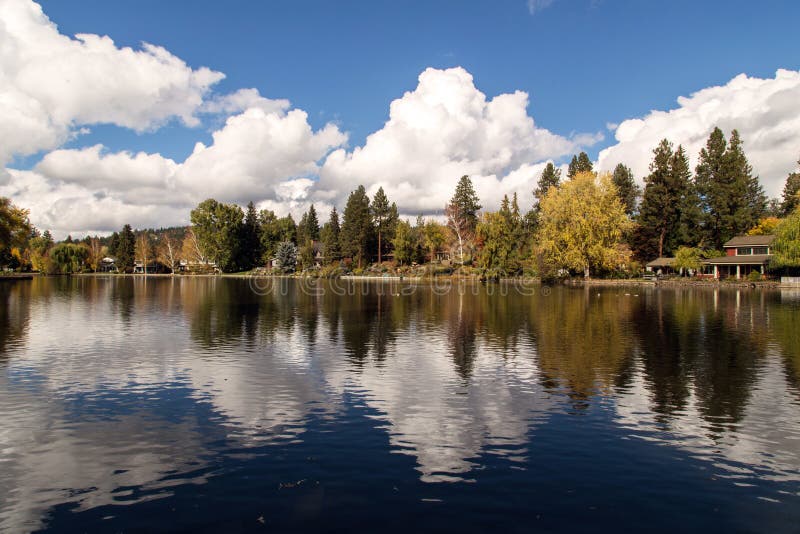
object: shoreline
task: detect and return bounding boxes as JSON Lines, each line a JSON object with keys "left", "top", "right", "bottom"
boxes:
{"left": 58, "top": 271, "right": 800, "bottom": 289}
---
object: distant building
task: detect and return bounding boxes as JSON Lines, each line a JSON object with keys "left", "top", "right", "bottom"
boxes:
{"left": 702, "top": 235, "right": 775, "bottom": 279}
{"left": 645, "top": 257, "right": 676, "bottom": 275}
{"left": 99, "top": 257, "right": 117, "bottom": 272}
{"left": 133, "top": 260, "right": 171, "bottom": 274}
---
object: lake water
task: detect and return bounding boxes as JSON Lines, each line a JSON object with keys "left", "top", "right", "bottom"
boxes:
{"left": 1, "top": 276, "right": 799, "bottom": 532}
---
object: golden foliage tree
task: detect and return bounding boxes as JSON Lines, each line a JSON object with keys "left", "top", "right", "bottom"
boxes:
{"left": 536, "top": 172, "right": 631, "bottom": 278}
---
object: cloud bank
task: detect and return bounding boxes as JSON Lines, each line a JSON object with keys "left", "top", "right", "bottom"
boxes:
{"left": 317, "top": 66, "right": 598, "bottom": 215}
{"left": 597, "top": 69, "right": 800, "bottom": 197}
{"left": 0, "top": 0, "right": 223, "bottom": 168}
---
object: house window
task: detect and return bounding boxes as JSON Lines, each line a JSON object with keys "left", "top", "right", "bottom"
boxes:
{"left": 736, "top": 247, "right": 752, "bottom": 255}
{"left": 752, "top": 246, "right": 768, "bottom": 255}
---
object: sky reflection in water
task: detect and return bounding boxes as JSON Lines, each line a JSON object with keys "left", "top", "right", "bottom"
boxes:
{"left": 0, "top": 277, "right": 798, "bottom": 532}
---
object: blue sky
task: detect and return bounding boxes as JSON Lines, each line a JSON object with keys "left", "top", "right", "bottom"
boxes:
{"left": 36, "top": 0, "right": 799, "bottom": 163}
{"left": 3, "top": 0, "right": 800, "bottom": 236}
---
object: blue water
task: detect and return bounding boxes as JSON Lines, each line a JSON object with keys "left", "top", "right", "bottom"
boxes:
{"left": 0, "top": 277, "right": 798, "bottom": 532}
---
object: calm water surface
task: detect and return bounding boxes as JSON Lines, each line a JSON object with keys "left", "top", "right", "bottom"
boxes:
{"left": 1, "top": 277, "right": 799, "bottom": 532}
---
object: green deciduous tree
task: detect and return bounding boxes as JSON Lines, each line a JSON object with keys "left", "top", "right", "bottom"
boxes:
{"left": 476, "top": 211, "right": 514, "bottom": 274}
{"left": 771, "top": 208, "right": 800, "bottom": 269}
{"left": 672, "top": 246, "right": 703, "bottom": 275}
{"left": 392, "top": 219, "right": 416, "bottom": 266}
{"left": 259, "top": 210, "right": 296, "bottom": 262}
{"left": 51, "top": 243, "right": 89, "bottom": 274}
{"left": 536, "top": 172, "right": 631, "bottom": 278}
{"left": 190, "top": 198, "right": 244, "bottom": 272}
{"left": 0, "top": 197, "right": 31, "bottom": 255}
{"left": 422, "top": 220, "right": 447, "bottom": 262}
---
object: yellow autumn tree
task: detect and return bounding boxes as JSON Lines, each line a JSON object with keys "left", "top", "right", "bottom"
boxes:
{"left": 536, "top": 171, "right": 631, "bottom": 278}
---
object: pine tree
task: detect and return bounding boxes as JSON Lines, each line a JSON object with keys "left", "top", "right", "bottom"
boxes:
{"left": 727, "top": 130, "right": 766, "bottom": 235}
{"left": 780, "top": 157, "right": 800, "bottom": 216}
{"left": 274, "top": 241, "right": 297, "bottom": 272}
{"left": 305, "top": 204, "right": 320, "bottom": 241}
{"left": 241, "top": 201, "right": 262, "bottom": 269}
{"left": 634, "top": 139, "right": 695, "bottom": 259}
{"left": 449, "top": 175, "right": 482, "bottom": 232}
{"left": 567, "top": 152, "right": 593, "bottom": 179}
{"left": 117, "top": 224, "right": 136, "bottom": 273}
{"left": 670, "top": 146, "right": 702, "bottom": 252}
{"left": 500, "top": 194, "right": 511, "bottom": 222}
{"left": 535, "top": 163, "right": 561, "bottom": 204}
{"left": 108, "top": 231, "right": 120, "bottom": 258}
{"left": 341, "top": 185, "right": 373, "bottom": 268}
{"left": 611, "top": 163, "right": 640, "bottom": 216}
{"left": 696, "top": 128, "right": 765, "bottom": 249}
{"left": 371, "top": 187, "right": 391, "bottom": 264}
{"left": 321, "top": 207, "right": 341, "bottom": 262}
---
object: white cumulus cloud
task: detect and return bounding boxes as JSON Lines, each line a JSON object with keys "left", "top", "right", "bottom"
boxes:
{"left": 25, "top": 106, "right": 346, "bottom": 237}
{"left": 597, "top": 69, "right": 800, "bottom": 197}
{"left": 318, "top": 67, "right": 600, "bottom": 216}
{"left": 0, "top": 0, "right": 224, "bottom": 166}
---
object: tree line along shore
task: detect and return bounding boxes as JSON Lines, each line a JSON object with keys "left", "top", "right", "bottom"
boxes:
{"left": 3, "top": 127, "right": 800, "bottom": 281}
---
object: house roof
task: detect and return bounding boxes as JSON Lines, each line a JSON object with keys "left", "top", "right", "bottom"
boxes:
{"left": 703, "top": 254, "right": 772, "bottom": 265}
{"left": 646, "top": 257, "right": 675, "bottom": 268}
{"left": 723, "top": 235, "right": 776, "bottom": 247}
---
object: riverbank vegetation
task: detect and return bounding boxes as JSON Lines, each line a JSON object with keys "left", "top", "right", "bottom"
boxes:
{"left": 3, "top": 127, "right": 800, "bottom": 279}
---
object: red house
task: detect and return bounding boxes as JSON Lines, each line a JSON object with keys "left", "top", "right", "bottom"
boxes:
{"left": 702, "top": 235, "right": 775, "bottom": 279}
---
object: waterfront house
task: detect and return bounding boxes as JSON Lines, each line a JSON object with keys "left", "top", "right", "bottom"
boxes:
{"left": 701, "top": 235, "right": 775, "bottom": 279}
{"left": 99, "top": 257, "right": 117, "bottom": 272}
{"left": 646, "top": 257, "right": 676, "bottom": 276}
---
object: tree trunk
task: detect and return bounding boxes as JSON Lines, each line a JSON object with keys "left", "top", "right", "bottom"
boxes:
{"left": 658, "top": 229, "right": 665, "bottom": 258}
{"left": 584, "top": 265, "right": 590, "bottom": 279}
{"left": 378, "top": 228, "right": 382, "bottom": 265}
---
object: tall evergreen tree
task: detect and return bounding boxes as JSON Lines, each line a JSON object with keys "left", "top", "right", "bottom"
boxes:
{"left": 241, "top": 201, "right": 262, "bottom": 269}
{"left": 341, "top": 185, "right": 373, "bottom": 268}
{"left": 371, "top": 187, "right": 391, "bottom": 264}
{"left": 696, "top": 128, "right": 766, "bottom": 249}
{"left": 534, "top": 163, "right": 561, "bottom": 203}
{"left": 670, "top": 146, "right": 702, "bottom": 252}
{"left": 633, "top": 140, "right": 697, "bottom": 259}
{"left": 446, "top": 175, "right": 482, "bottom": 264}
{"left": 728, "top": 130, "right": 767, "bottom": 234}
{"left": 305, "top": 204, "right": 320, "bottom": 241}
{"left": 117, "top": 224, "right": 136, "bottom": 273}
{"left": 635, "top": 140, "right": 675, "bottom": 259}
{"left": 321, "top": 207, "right": 341, "bottom": 262}
{"left": 611, "top": 163, "right": 640, "bottom": 216}
{"left": 567, "top": 152, "right": 593, "bottom": 179}
{"left": 108, "top": 231, "right": 120, "bottom": 258}
{"left": 780, "top": 157, "right": 800, "bottom": 216}
{"left": 450, "top": 175, "right": 482, "bottom": 231}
